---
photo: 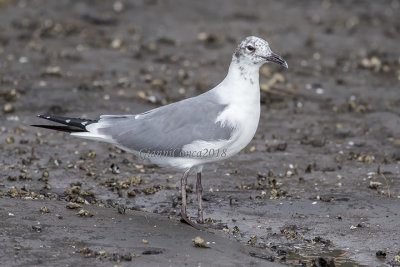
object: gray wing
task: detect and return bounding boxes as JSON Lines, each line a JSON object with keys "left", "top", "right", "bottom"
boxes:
{"left": 96, "top": 92, "right": 234, "bottom": 156}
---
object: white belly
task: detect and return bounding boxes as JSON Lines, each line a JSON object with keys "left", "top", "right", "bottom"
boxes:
{"left": 219, "top": 103, "right": 260, "bottom": 158}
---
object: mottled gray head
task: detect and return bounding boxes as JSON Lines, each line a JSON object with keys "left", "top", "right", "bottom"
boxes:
{"left": 233, "top": 36, "right": 288, "bottom": 68}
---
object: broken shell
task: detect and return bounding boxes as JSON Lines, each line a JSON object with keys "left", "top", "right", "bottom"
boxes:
{"left": 40, "top": 206, "right": 50, "bottom": 213}
{"left": 142, "top": 185, "right": 162, "bottom": 195}
{"left": 43, "top": 183, "right": 51, "bottom": 190}
{"left": 110, "top": 163, "right": 120, "bottom": 174}
{"left": 77, "top": 209, "right": 93, "bottom": 217}
{"left": 205, "top": 218, "right": 215, "bottom": 223}
{"left": 192, "top": 236, "right": 210, "bottom": 248}
{"left": 232, "top": 226, "right": 240, "bottom": 233}
{"left": 9, "top": 188, "right": 19, "bottom": 197}
{"left": 66, "top": 202, "right": 81, "bottom": 209}
{"left": 376, "top": 250, "right": 387, "bottom": 258}
{"left": 32, "top": 225, "right": 42, "bottom": 232}
{"left": 43, "top": 66, "right": 61, "bottom": 76}
{"left": 369, "top": 181, "right": 382, "bottom": 189}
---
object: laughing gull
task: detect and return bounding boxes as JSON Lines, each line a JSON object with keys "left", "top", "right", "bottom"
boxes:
{"left": 33, "top": 36, "right": 288, "bottom": 227}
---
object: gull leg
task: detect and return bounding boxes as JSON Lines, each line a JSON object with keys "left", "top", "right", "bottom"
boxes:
{"left": 196, "top": 172, "right": 204, "bottom": 223}
{"left": 180, "top": 168, "right": 196, "bottom": 227}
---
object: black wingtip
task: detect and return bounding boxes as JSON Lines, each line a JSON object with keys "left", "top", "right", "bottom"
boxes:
{"left": 35, "top": 114, "right": 97, "bottom": 131}
{"left": 31, "top": 124, "right": 86, "bottom": 133}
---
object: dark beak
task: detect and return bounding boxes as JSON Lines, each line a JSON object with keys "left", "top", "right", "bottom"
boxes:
{"left": 261, "top": 53, "right": 288, "bottom": 68}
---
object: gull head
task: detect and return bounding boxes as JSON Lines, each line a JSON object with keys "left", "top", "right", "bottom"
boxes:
{"left": 233, "top": 36, "right": 288, "bottom": 68}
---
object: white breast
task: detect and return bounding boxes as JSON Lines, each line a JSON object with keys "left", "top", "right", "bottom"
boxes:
{"left": 213, "top": 62, "right": 261, "bottom": 158}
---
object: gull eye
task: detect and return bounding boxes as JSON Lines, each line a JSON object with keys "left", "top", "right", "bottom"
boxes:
{"left": 246, "top": 45, "right": 255, "bottom": 52}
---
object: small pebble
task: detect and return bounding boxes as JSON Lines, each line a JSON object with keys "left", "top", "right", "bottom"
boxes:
{"left": 117, "top": 204, "right": 126, "bottom": 215}
{"left": 4, "top": 103, "right": 14, "bottom": 113}
{"left": 127, "top": 191, "right": 136, "bottom": 198}
{"left": 113, "top": 1, "right": 124, "bottom": 12}
{"left": 111, "top": 39, "right": 121, "bottom": 49}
